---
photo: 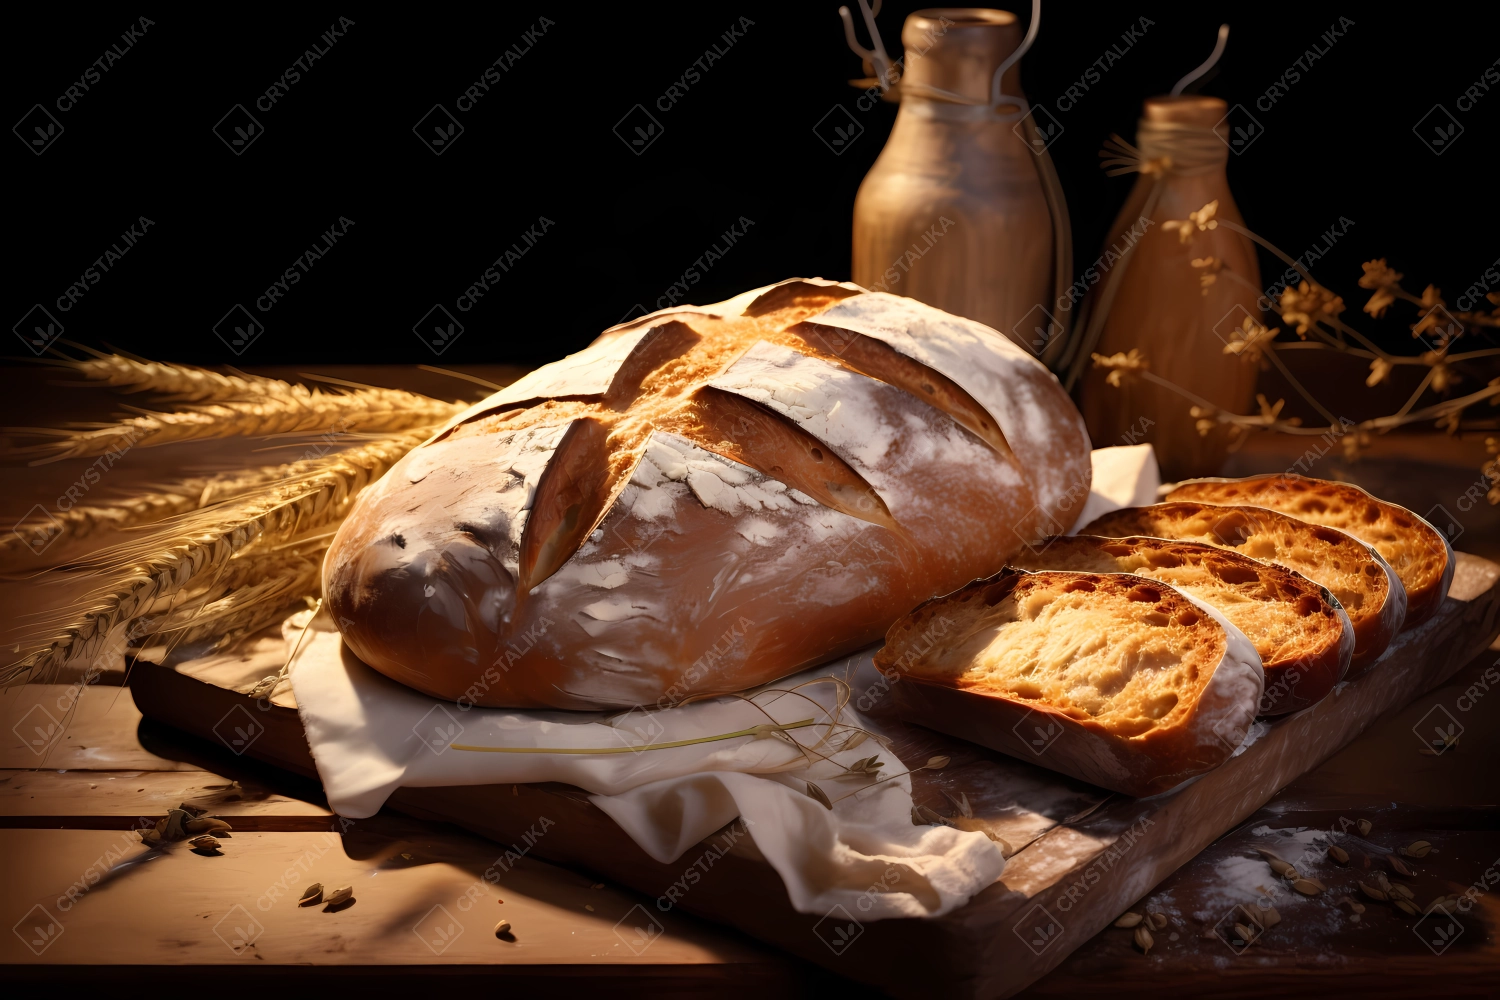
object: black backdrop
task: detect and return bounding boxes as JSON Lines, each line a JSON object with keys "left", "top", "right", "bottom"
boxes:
{"left": 8, "top": 2, "right": 1498, "bottom": 368}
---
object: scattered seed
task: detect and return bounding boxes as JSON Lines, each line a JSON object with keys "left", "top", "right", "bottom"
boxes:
{"left": 325, "top": 885, "right": 353, "bottom": 907}
{"left": 1234, "top": 922, "right": 1256, "bottom": 943}
{"left": 1401, "top": 841, "right": 1432, "bottom": 859}
{"left": 1148, "top": 912, "right": 1168, "bottom": 931}
{"left": 1387, "top": 854, "right": 1415, "bottom": 877}
{"left": 1328, "top": 845, "right": 1350, "bottom": 864}
{"left": 1357, "top": 819, "right": 1372, "bottom": 836}
{"left": 1261, "top": 906, "right": 1281, "bottom": 928}
{"left": 1394, "top": 899, "right": 1418, "bottom": 917}
{"left": 584, "top": 904, "right": 594, "bottom": 912}
{"left": 1388, "top": 884, "right": 1415, "bottom": 902}
{"left": 925, "top": 755, "right": 951, "bottom": 770}
{"left": 1371, "top": 872, "right": 1392, "bottom": 892}
{"left": 300, "top": 884, "right": 324, "bottom": 906}
{"left": 591, "top": 883, "right": 605, "bottom": 890}
{"left": 494, "top": 919, "right": 512, "bottom": 937}
{"left": 1358, "top": 881, "right": 1386, "bottom": 901}
{"left": 1292, "top": 879, "right": 1322, "bottom": 896}
{"left": 401, "top": 853, "right": 413, "bottom": 860}
{"left": 1134, "top": 925, "right": 1154, "bottom": 954}
{"left": 1254, "top": 847, "right": 1285, "bottom": 863}
{"left": 1268, "top": 858, "right": 1298, "bottom": 878}
{"left": 804, "top": 781, "right": 833, "bottom": 810}
{"left": 1114, "top": 912, "right": 1144, "bottom": 928}
{"left": 189, "top": 835, "right": 220, "bottom": 851}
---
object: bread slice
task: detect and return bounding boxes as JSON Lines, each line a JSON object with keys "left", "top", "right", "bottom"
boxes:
{"left": 1010, "top": 535, "right": 1352, "bottom": 714}
{"left": 1167, "top": 475, "right": 1453, "bottom": 628}
{"left": 1082, "top": 501, "right": 1405, "bottom": 675}
{"left": 877, "top": 569, "right": 1263, "bottom": 796}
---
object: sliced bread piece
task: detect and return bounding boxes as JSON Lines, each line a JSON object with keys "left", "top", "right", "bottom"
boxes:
{"left": 1011, "top": 535, "right": 1352, "bottom": 714}
{"left": 1082, "top": 501, "right": 1405, "bottom": 675}
{"left": 877, "top": 569, "right": 1263, "bottom": 796}
{"left": 1167, "top": 474, "right": 1453, "bottom": 627}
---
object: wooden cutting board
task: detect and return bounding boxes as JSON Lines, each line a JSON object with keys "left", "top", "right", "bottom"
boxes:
{"left": 122, "top": 552, "right": 1500, "bottom": 998}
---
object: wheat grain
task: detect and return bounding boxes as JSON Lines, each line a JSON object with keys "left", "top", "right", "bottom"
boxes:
{"left": 6, "top": 432, "right": 422, "bottom": 681}
{"left": 1, "top": 432, "right": 427, "bottom": 565}
{"left": 9, "top": 387, "right": 461, "bottom": 464}
{"left": 59, "top": 354, "right": 289, "bottom": 401}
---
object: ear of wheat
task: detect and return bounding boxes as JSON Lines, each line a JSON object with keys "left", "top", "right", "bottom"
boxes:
{"left": 2, "top": 354, "right": 484, "bottom": 686}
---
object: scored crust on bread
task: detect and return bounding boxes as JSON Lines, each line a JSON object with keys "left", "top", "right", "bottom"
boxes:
{"left": 1167, "top": 475, "right": 1453, "bottom": 628}
{"left": 1010, "top": 535, "right": 1352, "bottom": 714}
{"left": 1082, "top": 501, "right": 1405, "bottom": 675}
{"left": 325, "top": 279, "right": 1092, "bottom": 709}
{"left": 876, "top": 569, "right": 1263, "bottom": 796}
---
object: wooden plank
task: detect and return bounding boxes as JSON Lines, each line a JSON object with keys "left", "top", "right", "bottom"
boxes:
{"left": 0, "top": 769, "right": 329, "bottom": 822}
{"left": 121, "top": 554, "right": 1500, "bottom": 998}
{"left": 0, "top": 682, "right": 199, "bottom": 771}
{"left": 0, "top": 825, "right": 817, "bottom": 989}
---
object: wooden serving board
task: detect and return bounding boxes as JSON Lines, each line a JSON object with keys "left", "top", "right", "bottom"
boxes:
{"left": 119, "top": 552, "right": 1500, "bottom": 998}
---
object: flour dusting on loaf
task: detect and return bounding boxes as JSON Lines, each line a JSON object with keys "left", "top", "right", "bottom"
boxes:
{"left": 324, "top": 279, "right": 1091, "bottom": 709}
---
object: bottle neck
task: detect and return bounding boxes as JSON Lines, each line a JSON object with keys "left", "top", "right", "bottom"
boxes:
{"left": 1135, "top": 119, "right": 1229, "bottom": 177}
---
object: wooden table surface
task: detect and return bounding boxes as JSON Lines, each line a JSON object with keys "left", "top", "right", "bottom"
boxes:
{"left": 2, "top": 366, "right": 1497, "bottom": 996}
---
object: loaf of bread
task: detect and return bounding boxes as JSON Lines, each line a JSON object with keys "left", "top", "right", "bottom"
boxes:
{"left": 324, "top": 279, "right": 1092, "bottom": 709}
{"left": 878, "top": 569, "right": 1264, "bottom": 796}
{"left": 1166, "top": 475, "right": 1453, "bottom": 628}
{"left": 1010, "top": 535, "right": 1351, "bottom": 714}
{"left": 1082, "top": 501, "right": 1405, "bottom": 674}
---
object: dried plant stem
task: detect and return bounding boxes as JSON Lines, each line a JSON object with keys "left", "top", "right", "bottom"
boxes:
{"left": 9, "top": 390, "right": 461, "bottom": 464}
{"left": 2, "top": 432, "right": 431, "bottom": 566}
{"left": 53, "top": 353, "right": 290, "bottom": 401}
{"left": 142, "top": 559, "right": 321, "bottom": 649}
{"left": 7, "top": 432, "right": 424, "bottom": 681}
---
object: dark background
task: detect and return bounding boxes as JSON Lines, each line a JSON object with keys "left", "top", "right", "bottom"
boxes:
{"left": 7, "top": 2, "right": 1498, "bottom": 368}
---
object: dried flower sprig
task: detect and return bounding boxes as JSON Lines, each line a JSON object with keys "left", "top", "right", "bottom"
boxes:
{"left": 1119, "top": 202, "right": 1500, "bottom": 491}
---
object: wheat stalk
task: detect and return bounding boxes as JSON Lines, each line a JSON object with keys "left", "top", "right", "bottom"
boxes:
{"left": 52, "top": 353, "right": 291, "bottom": 401}
{"left": 3, "top": 433, "right": 429, "bottom": 565}
{"left": 141, "top": 558, "right": 321, "bottom": 649}
{"left": 6, "top": 431, "right": 426, "bottom": 681}
{"left": 8, "top": 389, "right": 461, "bottom": 464}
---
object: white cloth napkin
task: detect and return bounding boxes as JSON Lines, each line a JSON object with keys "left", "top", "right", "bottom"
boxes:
{"left": 289, "top": 447, "right": 1147, "bottom": 920}
{"left": 290, "top": 630, "right": 1003, "bottom": 919}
